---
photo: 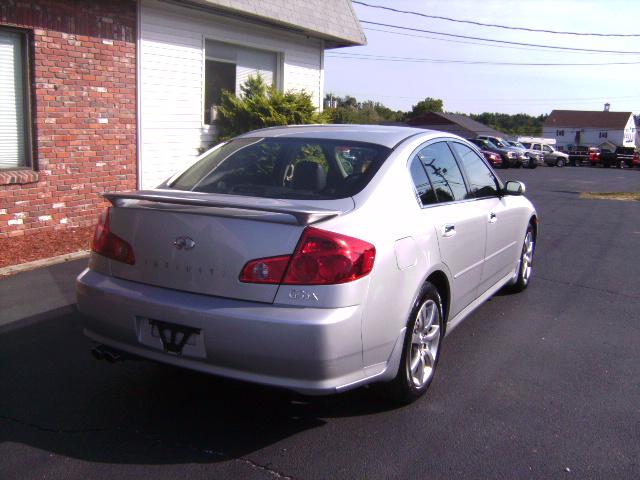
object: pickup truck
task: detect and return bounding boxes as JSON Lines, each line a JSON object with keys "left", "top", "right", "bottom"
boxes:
{"left": 590, "top": 146, "right": 639, "bottom": 168}
{"left": 520, "top": 141, "right": 570, "bottom": 167}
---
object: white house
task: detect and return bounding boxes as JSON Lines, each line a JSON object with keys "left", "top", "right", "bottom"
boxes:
{"left": 138, "top": 0, "right": 365, "bottom": 188}
{"left": 543, "top": 109, "right": 637, "bottom": 151}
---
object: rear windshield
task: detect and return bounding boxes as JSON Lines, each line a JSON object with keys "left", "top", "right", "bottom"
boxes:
{"left": 168, "top": 137, "right": 392, "bottom": 200}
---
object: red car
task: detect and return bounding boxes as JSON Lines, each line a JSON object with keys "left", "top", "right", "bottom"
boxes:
{"left": 481, "top": 150, "right": 502, "bottom": 167}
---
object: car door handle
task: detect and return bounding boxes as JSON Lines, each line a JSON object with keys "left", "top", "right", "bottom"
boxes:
{"left": 489, "top": 212, "right": 497, "bottom": 223}
{"left": 442, "top": 224, "right": 456, "bottom": 237}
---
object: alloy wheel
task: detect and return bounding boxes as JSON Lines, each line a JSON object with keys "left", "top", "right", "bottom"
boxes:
{"left": 408, "top": 299, "right": 441, "bottom": 388}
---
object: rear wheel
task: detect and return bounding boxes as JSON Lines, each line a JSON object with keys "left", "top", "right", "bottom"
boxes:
{"left": 528, "top": 158, "right": 538, "bottom": 169}
{"left": 510, "top": 224, "right": 535, "bottom": 293}
{"left": 382, "top": 282, "right": 444, "bottom": 405}
{"left": 556, "top": 158, "right": 565, "bottom": 167}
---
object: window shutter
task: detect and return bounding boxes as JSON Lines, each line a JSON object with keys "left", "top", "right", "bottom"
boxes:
{"left": 0, "top": 31, "right": 26, "bottom": 169}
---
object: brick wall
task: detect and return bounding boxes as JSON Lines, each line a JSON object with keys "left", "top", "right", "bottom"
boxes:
{"left": 0, "top": 0, "right": 137, "bottom": 238}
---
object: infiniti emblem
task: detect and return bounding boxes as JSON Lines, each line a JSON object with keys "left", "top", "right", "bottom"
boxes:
{"left": 173, "top": 236, "right": 196, "bottom": 250}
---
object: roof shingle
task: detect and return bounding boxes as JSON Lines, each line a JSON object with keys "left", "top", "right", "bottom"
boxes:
{"left": 544, "top": 110, "right": 632, "bottom": 129}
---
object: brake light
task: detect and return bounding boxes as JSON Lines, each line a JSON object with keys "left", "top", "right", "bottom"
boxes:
{"left": 239, "top": 227, "right": 376, "bottom": 285}
{"left": 92, "top": 207, "right": 135, "bottom": 265}
{"left": 633, "top": 152, "right": 639, "bottom": 165}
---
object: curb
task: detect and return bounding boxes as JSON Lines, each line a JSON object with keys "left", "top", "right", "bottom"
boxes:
{"left": 0, "top": 250, "right": 90, "bottom": 277}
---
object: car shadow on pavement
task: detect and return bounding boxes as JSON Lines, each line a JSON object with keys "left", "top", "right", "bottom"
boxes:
{"left": 0, "top": 310, "right": 397, "bottom": 465}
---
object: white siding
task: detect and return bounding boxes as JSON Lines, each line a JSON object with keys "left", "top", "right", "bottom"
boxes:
{"left": 140, "top": 0, "right": 323, "bottom": 188}
{"left": 543, "top": 126, "right": 629, "bottom": 150}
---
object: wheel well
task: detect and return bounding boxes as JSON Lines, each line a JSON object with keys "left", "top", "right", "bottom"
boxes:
{"left": 426, "top": 270, "right": 450, "bottom": 324}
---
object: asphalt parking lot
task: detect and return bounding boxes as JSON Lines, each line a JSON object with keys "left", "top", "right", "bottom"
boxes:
{"left": 1, "top": 166, "right": 639, "bottom": 479}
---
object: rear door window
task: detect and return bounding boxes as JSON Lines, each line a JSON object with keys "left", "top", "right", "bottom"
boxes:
{"left": 169, "top": 138, "right": 391, "bottom": 199}
{"left": 416, "top": 142, "right": 468, "bottom": 203}
{"left": 450, "top": 142, "right": 499, "bottom": 199}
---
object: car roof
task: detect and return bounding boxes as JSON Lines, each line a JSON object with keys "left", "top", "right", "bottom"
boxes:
{"left": 236, "top": 124, "right": 441, "bottom": 149}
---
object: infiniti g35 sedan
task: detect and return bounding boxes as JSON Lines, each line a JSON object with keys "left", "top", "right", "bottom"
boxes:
{"left": 76, "top": 125, "right": 537, "bottom": 404}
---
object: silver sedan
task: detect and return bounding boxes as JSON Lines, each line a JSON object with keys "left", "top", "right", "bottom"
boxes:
{"left": 77, "top": 125, "right": 537, "bottom": 404}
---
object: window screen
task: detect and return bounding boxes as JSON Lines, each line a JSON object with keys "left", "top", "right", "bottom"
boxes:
{"left": 417, "top": 142, "right": 467, "bottom": 203}
{"left": 204, "top": 39, "right": 278, "bottom": 125}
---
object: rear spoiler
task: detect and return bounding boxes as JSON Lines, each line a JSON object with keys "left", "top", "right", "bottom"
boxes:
{"left": 103, "top": 190, "right": 341, "bottom": 226}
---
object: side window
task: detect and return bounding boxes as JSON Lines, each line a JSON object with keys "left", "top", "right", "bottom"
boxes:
{"left": 532, "top": 144, "right": 541, "bottom": 151}
{"left": 543, "top": 145, "right": 552, "bottom": 153}
{"left": 417, "top": 142, "right": 468, "bottom": 203}
{"left": 409, "top": 157, "right": 436, "bottom": 206}
{"left": 450, "top": 142, "right": 499, "bottom": 198}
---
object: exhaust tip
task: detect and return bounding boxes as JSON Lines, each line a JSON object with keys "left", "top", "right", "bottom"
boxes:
{"left": 91, "top": 344, "right": 124, "bottom": 363}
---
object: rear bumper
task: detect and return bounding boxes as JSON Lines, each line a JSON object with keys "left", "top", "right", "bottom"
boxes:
{"left": 76, "top": 269, "right": 369, "bottom": 394}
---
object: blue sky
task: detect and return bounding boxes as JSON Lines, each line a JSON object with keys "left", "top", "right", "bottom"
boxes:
{"left": 324, "top": 0, "right": 640, "bottom": 115}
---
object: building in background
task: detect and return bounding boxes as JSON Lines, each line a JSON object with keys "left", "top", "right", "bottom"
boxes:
{"left": 543, "top": 109, "right": 637, "bottom": 150}
{"left": 0, "top": 0, "right": 137, "bottom": 241}
{"left": 138, "top": 0, "right": 365, "bottom": 188}
{"left": 406, "top": 112, "right": 508, "bottom": 139}
{"left": 0, "top": 0, "right": 364, "bottom": 256}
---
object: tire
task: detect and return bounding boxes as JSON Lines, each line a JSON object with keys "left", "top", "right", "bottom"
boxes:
{"left": 509, "top": 224, "right": 535, "bottom": 293}
{"left": 603, "top": 159, "right": 610, "bottom": 168}
{"left": 382, "top": 282, "right": 444, "bottom": 405}
{"left": 528, "top": 158, "right": 538, "bottom": 169}
{"left": 502, "top": 161, "right": 510, "bottom": 169}
{"left": 616, "top": 160, "right": 624, "bottom": 169}
{"left": 556, "top": 158, "right": 565, "bottom": 167}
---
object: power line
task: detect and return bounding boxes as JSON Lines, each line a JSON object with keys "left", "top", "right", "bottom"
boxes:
{"left": 353, "top": 1, "right": 640, "bottom": 37}
{"left": 326, "top": 52, "right": 640, "bottom": 66}
{"left": 362, "top": 26, "right": 630, "bottom": 56}
{"left": 359, "top": 20, "right": 640, "bottom": 54}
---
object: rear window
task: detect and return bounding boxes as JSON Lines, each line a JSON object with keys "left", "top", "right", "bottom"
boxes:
{"left": 168, "top": 137, "right": 391, "bottom": 200}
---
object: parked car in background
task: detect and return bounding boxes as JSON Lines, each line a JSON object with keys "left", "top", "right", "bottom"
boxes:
{"left": 468, "top": 138, "right": 524, "bottom": 168}
{"left": 590, "top": 146, "right": 639, "bottom": 168}
{"left": 565, "top": 145, "right": 590, "bottom": 167}
{"left": 521, "top": 141, "right": 570, "bottom": 167}
{"left": 505, "top": 140, "right": 542, "bottom": 169}
{"left": 76, "top": 125, "right": 538, "bottom": 405}
{"left": 480, "top": 149, "right": 502, "bottom": 168}
{"left": 476, "top": 136, "right": 530, "bottom": 168}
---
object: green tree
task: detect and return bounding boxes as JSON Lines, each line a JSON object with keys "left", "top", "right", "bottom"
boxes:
{"left": 407, "top": 97, "right": 444, "bottom": 119}
{"left": 323, "top": 94, "right": 404, "bottom": 124}
{"left": 216, "top": 75, "right": 323, "bottom": 140}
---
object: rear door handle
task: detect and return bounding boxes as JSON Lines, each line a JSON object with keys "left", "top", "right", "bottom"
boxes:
{"left": 442, "top": 224, "right": 456, "bottom": 237}
{"left": 489, "top": 212, "right": 497, "bottom": 223}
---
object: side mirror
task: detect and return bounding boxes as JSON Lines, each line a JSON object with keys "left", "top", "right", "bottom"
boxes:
{"left": 504, "top": 180, "right": 526, "bottom": 196}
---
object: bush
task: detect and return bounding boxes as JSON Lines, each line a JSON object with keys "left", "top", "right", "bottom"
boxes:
{"left": 216, "top": 75, "right": 324, "bottom": 140}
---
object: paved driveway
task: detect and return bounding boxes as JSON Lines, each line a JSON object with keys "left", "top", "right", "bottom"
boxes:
{"left": 1, "top": 166, "right": 639, "bottom": 479}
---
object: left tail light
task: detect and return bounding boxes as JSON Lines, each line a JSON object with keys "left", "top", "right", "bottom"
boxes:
{"left": 92, "top": 207, "right": 135, "bottom": 265}
{"left": 239, "top": 227, "right": 376, "bottom": 285}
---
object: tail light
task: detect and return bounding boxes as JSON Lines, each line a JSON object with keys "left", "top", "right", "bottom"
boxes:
{"left": 633, "top": 152, "right": 639, "bottom": 165}
{"left": 92, "top": 207, "right": 135, "bottom": 265}
{"left": 240, "top": 227, "right": 376, "bottom": 285}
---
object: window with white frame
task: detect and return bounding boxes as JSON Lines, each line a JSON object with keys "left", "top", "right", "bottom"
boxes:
{"left": 0, "top": 28, "right": 32, "bottom": 169}
{"left": 556, "top": 129, "right": 564, "bottom": 136}
{"left": 599, "top": 131, "right": 608, "bottom": 139}
{"left": 204, "top": 39, "right": 278, "bottom": 124}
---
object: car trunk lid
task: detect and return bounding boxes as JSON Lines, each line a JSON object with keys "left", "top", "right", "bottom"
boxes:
{"left": 103, "top": 190, "right": 354, "bottom": 303}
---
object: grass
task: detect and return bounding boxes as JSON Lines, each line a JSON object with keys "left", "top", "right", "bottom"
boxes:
{"left": 580, "top": 192, "right": 640, "bottom": 202}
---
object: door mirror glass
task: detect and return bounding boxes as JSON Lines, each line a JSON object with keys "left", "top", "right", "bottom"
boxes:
{"left": 504, "top": 180, "right": 526, "bottom": 196}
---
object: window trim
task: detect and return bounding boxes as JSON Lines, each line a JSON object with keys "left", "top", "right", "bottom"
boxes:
{"left": 0, "top": 26, "right": 34, "bottom": 172}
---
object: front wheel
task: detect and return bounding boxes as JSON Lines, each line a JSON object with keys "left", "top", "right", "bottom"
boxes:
{"left": 382, "top": 282, "right": 444, "bottom": 405}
